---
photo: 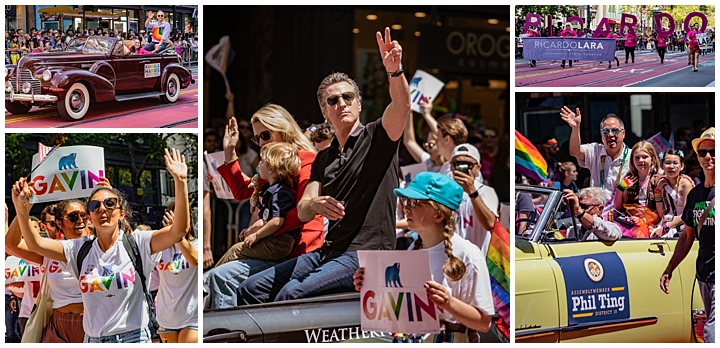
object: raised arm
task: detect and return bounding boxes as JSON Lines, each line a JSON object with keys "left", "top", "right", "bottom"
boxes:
{"left": 202, "top": 189, "right": 214, "bottom": 268}
{"left": 560, "top": 106, "right": 585, "bottom": 163}
{"left": 5, "top": 215, "right": 44, "bottom": 265}
{"left": 151, "top": 149, "right": 190, "bottom": 254}
{"left": 419, "top": 102, "right": 439, "bottom": 134}
{"left": 144, "top": 11, "right": 155, "bottom": 28}
{"left": 377, "top": 27, "right": 411, "bottom": 141}
{"left": 12, "top": 178, "right": 67, "bottom": 262}
{"left": 402, "top": 109, "right": 425, "bottom": 163}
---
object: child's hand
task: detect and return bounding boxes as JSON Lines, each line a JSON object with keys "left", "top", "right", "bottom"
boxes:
{"left": 352, "top": 267, "right": 365, "bottom": 292}
{"left": 425, "top": 280, "right": 452, "bottom": 310}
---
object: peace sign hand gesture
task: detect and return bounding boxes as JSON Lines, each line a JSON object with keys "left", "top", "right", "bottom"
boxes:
{"left": 376, "top": 27, "right": 402, "bottom": 73}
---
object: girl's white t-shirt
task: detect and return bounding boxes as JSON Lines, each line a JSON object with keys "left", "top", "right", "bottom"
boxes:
{"left": 156, "top": 238, "right": 199, "bottom": 329}
{"left": 61, "top": 230, "right": 160, "bottom": 338}
{"left": 419, "top": 234, "right": 495, "bottom": 324}
{"left": 44, "top": 257, "right": 83, "bottom": 309}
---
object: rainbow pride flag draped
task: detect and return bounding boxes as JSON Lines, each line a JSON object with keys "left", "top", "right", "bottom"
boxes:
{"left": 486, "top": 221, "right": 510, "bottom": 339}
{"left": 515, "top": 130, "right": 549, "bottom": 184}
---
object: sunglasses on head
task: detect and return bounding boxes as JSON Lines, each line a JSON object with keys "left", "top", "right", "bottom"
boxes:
{"left": 326, "top": 92, "right": 355, "bottom": 107}
{"left": 400, "top": 198, "right": 429, "bottom": 208}
{"left": 601, "top": 127, "right": 622, "bottom": 136}
{"left": 87, "top": 197, "right": 119, "bottom": 213}
{"left": 252, "top": 130, "right": 272, "bottom": 145}
{"left": 43, "top": 220, "right": 56, "bottom": 228}
{"left": 423, "top": 142, "right": 436, "bottom": 150}
{"left": 64, "top": 212, "right": 88, "bottom": 223}
{"left": 697, "top": 149, "right": 715, "bottom": 158}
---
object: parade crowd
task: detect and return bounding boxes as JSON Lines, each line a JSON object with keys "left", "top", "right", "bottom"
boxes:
{"left": 5, "top": 149, "right": 198, "bottom": 343}
{"left": 6, "top": 10, "right": 198, "bottom": 65}
{"left": 202, "top": 27, "right": 509, "bottom": 343}
{"left": 516, "top": 107, "right": 715, "bottom": 342}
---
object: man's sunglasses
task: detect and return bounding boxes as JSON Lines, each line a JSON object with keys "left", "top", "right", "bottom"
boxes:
{"left": 326, "top": 92, "right": 355, "bottom": 107}
{"left": 87, "top": 197, "right": 119, "bottom": 213}
{"left": 251, "top": 130, "right": 272, "bottom": 145}
{"left": 697, "top": 149, "right": 715, "bottom": 158}
{"left": 601, "top": 127, "right": 622, "bottom": 136}
{"left": 400, "top": 198, "right": 429, "bottom": 208}
{"left": 579, "top": 203, "right": 600, "bottom": 210}
{"left": 63, "top": 212, "right": 88, "bottom": 223}
{"left": 43, "top": 220, "right": 56, "bottom": 228}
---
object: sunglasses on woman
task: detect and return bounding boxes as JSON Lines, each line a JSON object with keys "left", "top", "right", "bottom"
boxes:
{"left": 423, "top": 142, "right": 435, "bottom": 150}
{"left": 87, "top": 197, "right": 119, "bottom": 213}
{"left": 400, "top": 198, "right": 430, "bottom": 208}
{"left": 326, "top": 92, "right": 355, "bottom": 106}
{"left": 63, "top": 212, "right": 88, "bottom": 223}
{"left": 251, "top": 130, "right": 272, "bottom": 145}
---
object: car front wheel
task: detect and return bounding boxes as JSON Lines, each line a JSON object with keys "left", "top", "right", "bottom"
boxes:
{"left": 58, "top": 83, "right": 90, "bottom": 121}
{"left": 6, "top": 101, "right": 33, "bottom": 114}
{"left": 160, "top": 73, "right": 180, "bottom": 103}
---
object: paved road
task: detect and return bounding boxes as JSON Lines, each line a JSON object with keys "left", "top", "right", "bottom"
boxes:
{"left": 515, "top": 50, "right": 715, "bottom": 87}
{"left": 5, "top": 69, "right": 198, "bottom": 129}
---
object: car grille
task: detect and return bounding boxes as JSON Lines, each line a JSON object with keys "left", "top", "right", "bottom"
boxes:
{"left": 11, "top": 68, "right": 42, "bottom": 95}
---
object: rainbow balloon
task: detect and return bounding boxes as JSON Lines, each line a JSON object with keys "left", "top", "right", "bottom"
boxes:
{"left": 515, "top": 130, "right": 549, "bottom": 184}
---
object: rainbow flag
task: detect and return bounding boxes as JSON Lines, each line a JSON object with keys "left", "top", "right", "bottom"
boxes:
{"left": 205, "top": 35, "right": 235, "bottom": 75}
{"left": 647, "top": 131, "right": 674, "bottom": 157}
{"left": 515, "top": 130, "right": 549, "bottom": 184}
{"left": 487, "top": 220, "right": 510, "bottom": 339}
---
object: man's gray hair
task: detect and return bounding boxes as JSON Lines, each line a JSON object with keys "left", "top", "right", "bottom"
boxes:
{"left": 599, "top": 113, "right": 625, "bottom": 130}
{"left": 578, "top": 187, "right": 607, "bottom": 206}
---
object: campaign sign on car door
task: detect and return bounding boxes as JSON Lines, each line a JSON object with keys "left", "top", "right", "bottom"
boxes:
{"left": 555, "top": 252, "right": 630, "bottom": 325}
{"left": 357, "top": 250, "right": 440, "bottom": 333}
{"left": 29, "top": 146, "right": 105, "bottom": 203}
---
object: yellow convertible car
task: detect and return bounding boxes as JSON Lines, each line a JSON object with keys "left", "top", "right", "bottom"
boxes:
{"left": 514, "top": 185, "right": 706, "bottom": 343}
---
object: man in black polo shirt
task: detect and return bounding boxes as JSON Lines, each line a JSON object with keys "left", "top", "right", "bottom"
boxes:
{"left": 238, "top": 27, "right": 410, "bottom": 304}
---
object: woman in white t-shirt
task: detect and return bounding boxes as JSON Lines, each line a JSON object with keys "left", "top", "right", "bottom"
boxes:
{"left": 353, "top": 172, "right": 495, "bottom": 343}
{"left": 12, "top": 148, "right": 190, "bottom": 343}
{"left": 155, "top": 205, "right": 199, "bottom": 342}
{"left": 6, "top": 199, "right": 90, "bottom": 342}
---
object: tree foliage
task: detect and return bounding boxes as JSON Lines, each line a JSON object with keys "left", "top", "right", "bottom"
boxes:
{"left": 515, "top": 5, "right": 577, "bottom": 19}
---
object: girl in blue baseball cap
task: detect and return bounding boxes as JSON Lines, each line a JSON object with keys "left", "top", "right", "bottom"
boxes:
{"left": 353, "top": 171, "right": 495, "bottom": 342}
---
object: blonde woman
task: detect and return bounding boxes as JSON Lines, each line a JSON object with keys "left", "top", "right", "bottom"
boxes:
{"left": 353, "top": 172, "right": 495, "bottom": 342}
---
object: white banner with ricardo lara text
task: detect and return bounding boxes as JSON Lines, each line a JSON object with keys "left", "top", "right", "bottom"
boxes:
{"left": 357, "top": 250, "right": 440, "bottom": 334}
{"left": 29, "top": 145, "right": 105, "bottom": 203}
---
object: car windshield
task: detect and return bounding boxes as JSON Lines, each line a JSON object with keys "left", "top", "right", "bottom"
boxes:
{"left": 82, "top": 36, "right": 113, "bottom": 54}
{"left": 515, "top": 187, "right": 551, "bottom": 239}
{"left": 66, "top": 38, "right": 86, "bottom": 52}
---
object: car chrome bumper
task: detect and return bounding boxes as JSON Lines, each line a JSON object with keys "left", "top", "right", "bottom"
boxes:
{"left": 6, "top": 90, "right": 57, "bottom": 103}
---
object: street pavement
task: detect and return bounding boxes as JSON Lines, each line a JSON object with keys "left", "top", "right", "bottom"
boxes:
{"left": 515, "top": 49, "right": 715, "bottom": 87}
{"left": 5, "top": 68, "right": 198, "bottom": 129}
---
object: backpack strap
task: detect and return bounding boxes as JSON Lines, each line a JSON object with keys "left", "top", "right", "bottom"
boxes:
{"left": 76, "top": 238, "right": 95, "bottom": 276}
{"left": 121, "top": 233, "right": 158, "bottom": 330}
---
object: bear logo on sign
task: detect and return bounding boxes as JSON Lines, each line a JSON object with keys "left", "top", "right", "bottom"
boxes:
{"left": 58, "top": 153, "right": 79, "bottom": 170}
{"left": 385, "top": 263, "right": 403, "bottom": 287}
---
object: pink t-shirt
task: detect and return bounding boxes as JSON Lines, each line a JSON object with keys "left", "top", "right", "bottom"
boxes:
{"left": 688, "top": 30, "right": 698, "bottom": 48}
{"left": 624, "top": 33, "right": 637, "bottom": 47}
{"left": 656, "top": 35, "right": 668, "bottom": 47}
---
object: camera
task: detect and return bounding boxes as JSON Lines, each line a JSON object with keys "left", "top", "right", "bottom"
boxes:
{"left": 455, "top": 163, "right": 471, "bottom": 175}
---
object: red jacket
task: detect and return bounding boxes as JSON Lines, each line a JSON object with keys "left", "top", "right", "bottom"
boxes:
{"left": 217, "top": 149, "right": 325, "bottom": 258}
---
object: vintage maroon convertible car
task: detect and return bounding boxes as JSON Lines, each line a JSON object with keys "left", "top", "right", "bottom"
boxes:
{"left": 5, "top": 36, "right": 195, "bottom": 121}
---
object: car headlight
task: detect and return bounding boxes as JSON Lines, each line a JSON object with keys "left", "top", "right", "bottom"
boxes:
{"left": 21, "top": 82, "right": 31, "bottom": 94}
{"left": 5, "top": 81, "right": 12, "bottom": 93}
{"left": 42, "top": 70, "right": 53, "bottom": 82}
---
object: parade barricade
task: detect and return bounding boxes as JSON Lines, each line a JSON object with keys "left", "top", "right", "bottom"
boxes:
{"left": 523, "top": 37, "right": 617, "bottom": 61}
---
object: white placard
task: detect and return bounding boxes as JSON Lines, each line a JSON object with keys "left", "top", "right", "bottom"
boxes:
{"left": 204, "top": 151, "right": 235, "bottom": 200}
{"left": 409, "top": 70, "right": 444, "bottom": 113}
{"left": 29, "top": 146, "right": 105, "bottom": 203}
{"left": 357, "top": 250, "right": 440, "bottom": 334}
{"left": 400, "top": 163, "right": 427, "bottom": 184}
